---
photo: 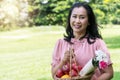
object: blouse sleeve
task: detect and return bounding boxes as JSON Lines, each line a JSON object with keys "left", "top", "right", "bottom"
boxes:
{"left": 51, "top": 39, "right": 62, "bottom": 67}
{"left": 95, "top": 39, "right": 112, "bottom": 65}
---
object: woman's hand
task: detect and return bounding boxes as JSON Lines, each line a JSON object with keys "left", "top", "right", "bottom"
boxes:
{"left": 97, "top": 64, "right": 113, "bottom": 80}
{"left": 62, "top": 48, "right": 75, "bottom": 64}
{"left": 52, "top": 48, "right": 75, "bottom": 79}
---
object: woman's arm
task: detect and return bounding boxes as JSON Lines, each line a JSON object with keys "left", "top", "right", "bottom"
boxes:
{"left": 51, "top": 60, "right": 65, "bottom": 79}
{"left": 97, "top": 64, "right": 113, "bottom": 80}
{"left": 51, "top": 48, "right": 74, "bottom": 79}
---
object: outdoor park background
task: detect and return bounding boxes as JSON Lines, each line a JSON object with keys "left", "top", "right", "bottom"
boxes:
{"left": 0, "top": 0, "right": 120, "bottom": 80}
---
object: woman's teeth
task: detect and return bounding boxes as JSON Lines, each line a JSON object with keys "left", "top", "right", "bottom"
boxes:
{"left": 75, "top": 25, "right": 81, "bottom": 29}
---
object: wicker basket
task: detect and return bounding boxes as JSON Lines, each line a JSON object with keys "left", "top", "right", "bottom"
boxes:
{"left": 55, "top": 50, "right": 92, "bottom": 80}
{"left": 55, "top": 74, "right": 92, "bottom": 80}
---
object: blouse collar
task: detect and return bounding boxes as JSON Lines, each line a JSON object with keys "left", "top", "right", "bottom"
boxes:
{"left": 71, "top": 38, "right": 86, "bottom": 43}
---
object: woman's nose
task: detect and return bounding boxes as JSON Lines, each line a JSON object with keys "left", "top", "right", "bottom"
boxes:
{"left": 75, "top": 18, "right": 80, "bottom": 23}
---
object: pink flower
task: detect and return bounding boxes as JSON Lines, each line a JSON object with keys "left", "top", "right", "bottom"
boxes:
{"left": 99, "top": 61, "right": 108, "bottom": 69}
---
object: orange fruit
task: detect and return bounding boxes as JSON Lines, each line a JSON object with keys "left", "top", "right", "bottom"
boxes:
{"left": 61, "top": 74, "right": 70, "bottom": 78}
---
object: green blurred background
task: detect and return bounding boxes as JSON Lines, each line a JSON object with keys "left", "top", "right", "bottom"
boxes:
{"left": 0, "top": 0, "right": 120, "bottom": 30}
{"left": 0, "top": 0, "right": 120, "bottom": 80}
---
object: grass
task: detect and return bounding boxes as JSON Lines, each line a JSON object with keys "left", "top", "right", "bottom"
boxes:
{"left": 0, "top": 25, "right": 120, "bottom": 80}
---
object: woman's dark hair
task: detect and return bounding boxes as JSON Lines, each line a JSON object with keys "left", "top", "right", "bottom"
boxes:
{"left": 64, "top": 2, "right": 102, "bottom": 44}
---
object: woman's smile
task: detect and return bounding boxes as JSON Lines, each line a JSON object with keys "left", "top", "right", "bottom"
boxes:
{"left": 70, "top": 6, "right": 89, "bottom": 38}
{"left": 74, "top": 25, "right": 81, "bottom": 29}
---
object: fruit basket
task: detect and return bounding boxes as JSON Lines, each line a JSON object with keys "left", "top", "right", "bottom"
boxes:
{"left": 55, "top": 74, "right": 92, "bottom": 80}
{"left": 55, "top": 51, "right": 93, "bottom": 80}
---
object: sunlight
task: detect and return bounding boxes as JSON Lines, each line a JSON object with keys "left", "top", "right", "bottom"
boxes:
{"left": 3, "top": 4, "right": 19, "bottom": 19}
{"left": 0, "top": 0, "right": 29, "bottom": 26}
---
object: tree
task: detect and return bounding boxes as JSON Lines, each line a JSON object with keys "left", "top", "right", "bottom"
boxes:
{"left": 29, "top": 0, "right": 120, "bottom": 26}
{"left": 30, "top": 0, "right": 85, "bottom": 26}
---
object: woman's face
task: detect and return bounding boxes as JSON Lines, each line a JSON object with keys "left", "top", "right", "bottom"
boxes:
{"left": 70, "top": 6, "right": 89, "bottom": 34}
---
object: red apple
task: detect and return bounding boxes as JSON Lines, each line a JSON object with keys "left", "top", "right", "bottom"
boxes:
{"left": 56, "top": 69, "right": 64, "bottom": 78}
{"left": 78, "top": 65, "right": 82, "bottom": 71}
{"left": 72, "top": 63, "right": 79, "bottom": 72}
{"left": 72, "top": 63, "right": 76, "bottom": 69}
{"left": 62, "top": 64, "right": 70, "bottom": 74}
{"left": 70, "top": 69, "right": 78, "bottom": 77}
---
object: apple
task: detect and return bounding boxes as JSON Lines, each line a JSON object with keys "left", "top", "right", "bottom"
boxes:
{"left": 72, "top": 63, "right": 76, "bottom": 69}
{"left": 72, "top": 63, "right": 79, "bottom": 72}
{"left": 78, "top": 65, "right": 82, "bottom": 71}
{"left": 62, "top": 64, "right": 70, "bottom": 74}
{"left": 70, "top": 69, "right": 78, "bottom": 77}
{"left": 56, "top": 69, "right": 64, "bottom": 78}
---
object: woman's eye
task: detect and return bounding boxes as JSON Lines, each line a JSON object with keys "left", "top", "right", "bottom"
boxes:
{"left": 80, "top": 16, "right": 85, "bottom": 19}
{"left": 72, "top": 16, "right": 77, "bottom": 18}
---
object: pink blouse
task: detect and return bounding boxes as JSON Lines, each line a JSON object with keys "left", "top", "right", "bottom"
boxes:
{"left": 51, "top": 38, "right": 112, "bottom": 80}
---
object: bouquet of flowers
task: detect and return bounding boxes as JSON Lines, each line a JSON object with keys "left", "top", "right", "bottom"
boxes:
{"left": 79, "top": 50, "right": 109, "bottom": 76}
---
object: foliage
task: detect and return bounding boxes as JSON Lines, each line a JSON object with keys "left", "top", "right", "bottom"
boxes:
{"left": 29, "top": 0, "right": 85, "bottom": 26}
{"left": 29, "top": 0, "right": 120, "bottom": 26}
{"left": 94, "top": 9, "right": 105, "bottom": 24}
{"left": 0, "top": 0, "right": 120, "bottom": 31}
